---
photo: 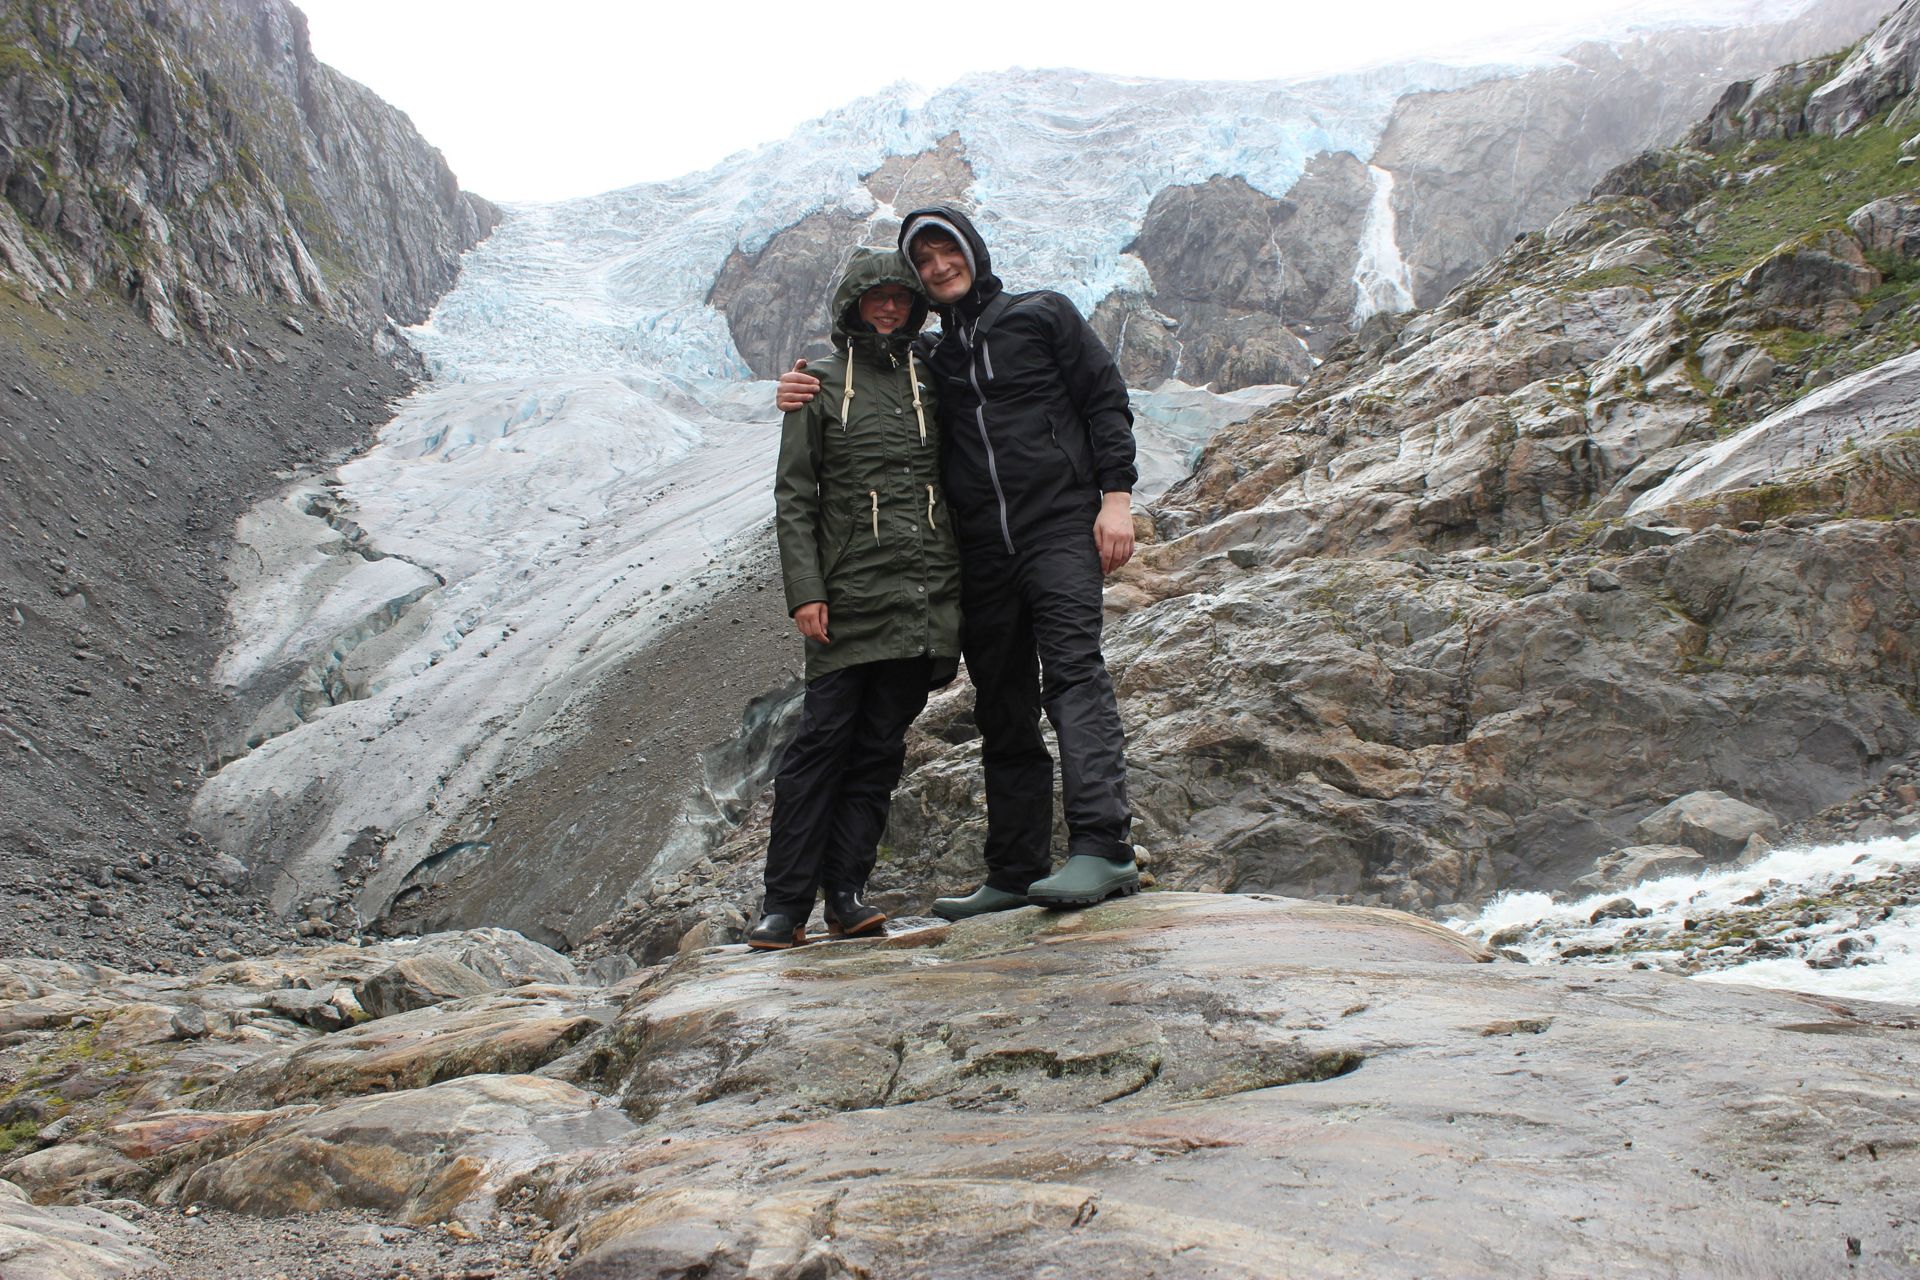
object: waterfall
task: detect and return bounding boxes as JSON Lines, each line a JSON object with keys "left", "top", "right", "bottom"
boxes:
{"left": 1350, "top": 164, "right": 1416, "bottom": 325}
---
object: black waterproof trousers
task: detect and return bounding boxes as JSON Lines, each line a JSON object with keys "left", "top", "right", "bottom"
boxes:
{"left": 961, "top": 531, "right": 1131, "bottom": 893}
{"left": 763, "top": 656, "right": 932, "bottom": 917}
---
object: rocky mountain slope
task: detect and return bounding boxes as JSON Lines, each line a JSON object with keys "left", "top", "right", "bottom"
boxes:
{"left": 0, "top": 0, "right": 497, "bottom": 972}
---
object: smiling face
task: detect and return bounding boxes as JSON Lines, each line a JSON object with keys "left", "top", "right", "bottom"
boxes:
{"left": 857, "top": 283, "right": 914, "bottom": 334}
{"left": 907, "top": 231, "right": 973, "bottom": 306}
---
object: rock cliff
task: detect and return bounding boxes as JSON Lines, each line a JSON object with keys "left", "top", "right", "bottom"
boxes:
{"left": 1373, "top": 0, "right": 1889, "bottom": 307}
{"left": 0, "top": 0, "right": 498, "bottom": 340}
{"left": 0, "top": 0, "right": 497, "bottom": 973}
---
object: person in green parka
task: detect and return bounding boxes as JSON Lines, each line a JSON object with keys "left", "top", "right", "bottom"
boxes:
{"left": 752, "top": 247, "right": 964, "bottom": 950}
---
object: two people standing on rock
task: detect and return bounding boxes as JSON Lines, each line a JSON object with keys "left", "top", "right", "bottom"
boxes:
{"left": 762, "top": 205, "right": 1140, "bottom": 941}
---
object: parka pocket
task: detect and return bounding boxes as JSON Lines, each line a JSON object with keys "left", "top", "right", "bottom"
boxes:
{"left": 820, "top": 510, "right": 858, "bottom": 580}
{"left": 1049, "top": 423, "right": 1094, "bottom": 488}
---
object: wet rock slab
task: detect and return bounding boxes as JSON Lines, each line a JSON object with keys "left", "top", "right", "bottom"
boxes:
{"left": 538, "top": 894, "right": 1920, "bottom": 1277}
{"left": 4, "top": 901, "right": 1916, "bottom": 1277}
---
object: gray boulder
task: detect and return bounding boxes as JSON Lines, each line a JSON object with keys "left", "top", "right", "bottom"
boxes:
{"left": 1715, "top": 348, "right": 1779, "bottom": 395}
{"left": 1632, "top": 791, "right": 1781, "bottom": 862}
{"left": 1847, "top": 195, "right": 1920, "bottom": 259}
{"left": 353, "top": 954, "right": 496, "bottom": 1021}
{"left": 1572, "top": 845, "right": 1708, "bottom": 894}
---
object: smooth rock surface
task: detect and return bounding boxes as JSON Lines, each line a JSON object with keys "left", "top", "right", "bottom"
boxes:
{"left": 178, "top": 1074, "right": 633, "bottom": 1225}
{"left": 544, "top": 895, "right": 1920, "bottom": 1278}
{"left": 0, "top": 1177, "right": 155, "bottom": 1279}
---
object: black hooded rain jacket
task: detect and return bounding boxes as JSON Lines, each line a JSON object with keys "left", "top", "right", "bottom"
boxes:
{"left": 897, "top": 206, "right": 1137, "bottom": 556}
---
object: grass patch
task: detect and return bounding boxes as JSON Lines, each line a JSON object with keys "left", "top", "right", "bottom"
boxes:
{"left": 0, "top": 1118, "right": 42, "bottom": 1154}
{"left": 1562, "top": 265, "right": 1665, "bottom": 294}
{"left": 1684, "top": 119, "right": 1911, "bottom": 278}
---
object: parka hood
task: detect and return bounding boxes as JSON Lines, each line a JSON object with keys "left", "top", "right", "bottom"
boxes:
{"left": 830, "top": 247, "right": 929, "bottom": 358}
{"left": 898, "top": 205, "right": 1002, "bottom": 318}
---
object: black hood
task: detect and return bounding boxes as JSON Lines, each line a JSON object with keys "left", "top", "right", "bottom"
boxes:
{"left": 898, "top": 205, "right": 1002, "bottom": 319}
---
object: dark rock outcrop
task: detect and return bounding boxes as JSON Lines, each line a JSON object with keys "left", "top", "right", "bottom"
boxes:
{"left": 706, "top": 209, "right": 868, "bottom": 377}
{"left": 1101, "top": 158, "right": 1372, "bottom": 389}
{"left": 0, "top": 0, "right": 498, "bottom": 340}
{"left": 708, "top": 133, "right": 974, "bottom": 378}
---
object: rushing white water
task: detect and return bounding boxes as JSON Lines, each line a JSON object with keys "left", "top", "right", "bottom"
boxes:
{"left": 1452, "top": 834, "right": 1920, "bottom": 1003}
{"left": 1350, "top": 165, "right": 1417, "bottom": 324}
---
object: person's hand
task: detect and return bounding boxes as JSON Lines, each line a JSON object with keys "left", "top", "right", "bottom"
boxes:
{"left": 777, "top": 359, "right": 822, "bottom": 412}
{"left": 794, "top": 602, "right": 830, "bottom": 644}
{"left": 1094, "top": 492, "right": 1135, "bottom": 574}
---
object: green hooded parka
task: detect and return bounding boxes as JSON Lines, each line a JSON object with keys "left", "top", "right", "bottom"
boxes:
{"left": 774, "top": 248, "right": 962, "bottom": 683}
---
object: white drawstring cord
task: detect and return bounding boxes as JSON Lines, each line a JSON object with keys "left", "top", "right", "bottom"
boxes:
{"left": 908, "top": 349, "right": 927, "bottom": 446}
{"left": 926, "top": 484, "right": 937, "bottom": 528}
{"left": 840, "top": 356, "right": 855, "bottom": 434}
{"left": 869, "top": 490, "right": 879, "bottom": 541}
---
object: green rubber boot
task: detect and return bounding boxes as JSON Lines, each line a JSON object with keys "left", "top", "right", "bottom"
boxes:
{"left": 930, "top": 885, "right": 1031, "bottom": 921}
{"left": 1026, "top": 855, "right": 1141, "bottom": 908}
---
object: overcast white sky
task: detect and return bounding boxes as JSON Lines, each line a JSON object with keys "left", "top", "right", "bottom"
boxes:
{"left": 295, "top": 0, "right": 1803, "bottom": 203}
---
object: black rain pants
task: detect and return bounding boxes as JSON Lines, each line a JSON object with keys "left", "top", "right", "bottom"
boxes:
{"left": 961, "top": 530, "right": 1131, "bottom": 894}
{"left": 762, "top": 655, "right": 932, "bottom": 917}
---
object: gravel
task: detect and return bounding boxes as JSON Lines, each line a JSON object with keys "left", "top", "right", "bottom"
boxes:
{"left": 0, "top": 290, "right": 413, "bottom": 972}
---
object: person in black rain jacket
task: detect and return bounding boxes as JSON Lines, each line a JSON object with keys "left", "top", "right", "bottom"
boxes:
{"left": 778, "top": 205, "right": 1141, "bottom": 917}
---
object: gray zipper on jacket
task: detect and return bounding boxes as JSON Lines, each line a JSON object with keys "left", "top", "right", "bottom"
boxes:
{"left": 963, "top": 320, "right": 1015, "bottom": 554}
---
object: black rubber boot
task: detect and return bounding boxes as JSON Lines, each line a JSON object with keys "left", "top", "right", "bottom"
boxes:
{"left": 1026, "top": 854, "right": 1140, "bottom": 908}
{"left": 930, "top": 884, "right": 1032, "bottom": 920}
{"left": 747, "top": 911, "right": 809, "bottom": 950}
{"left": 823, "top": 889, "right": 888, "bottom": 938}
